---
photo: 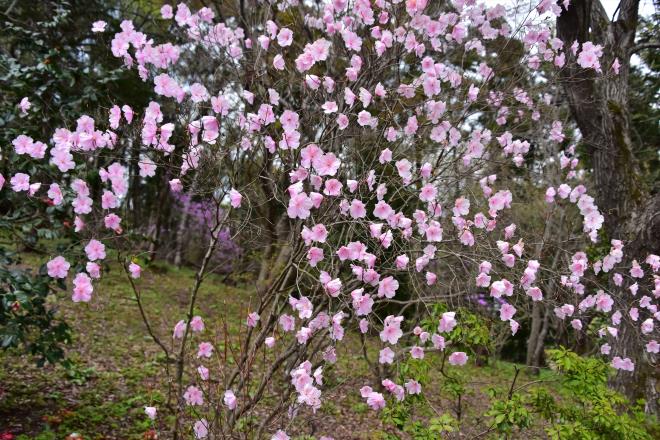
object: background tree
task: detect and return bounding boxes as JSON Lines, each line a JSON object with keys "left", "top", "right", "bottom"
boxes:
{"left": 556, "top": 0, "right": 659, "bottom": 409}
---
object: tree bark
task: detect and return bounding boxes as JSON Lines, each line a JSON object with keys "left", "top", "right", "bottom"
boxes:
{"left": 557, "top": 0, "right": 659, "bottom": 410}
{"left": 173, "top": 175, "right": 198, "bottom": 268}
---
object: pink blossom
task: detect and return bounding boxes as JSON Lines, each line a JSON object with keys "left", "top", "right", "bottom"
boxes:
{"left": 173, "top": 320, "right": 186, "bottom": 339}
{"left": 499, "top": 303, "right": 516, "bottom": 321}
{"left": 224, "top": 390, "right": 237, "bottom": 410}
{"left": 128, "top": 262, "right": 141, "bottom": 278}
{"left": 144, "top": 406, "right": 157, "bottom": 420}
{"left": 378, "top": 276, "right": 399, "bottom": 298}
{"left": 288, "top": 192, "right": 313, "bottom": 219}
{"left": 194, "top": 419, "right": 209, "bottom": 439}
{"left": 595, "top": 292, "right": 614, "bottom": 313}
{"left": 183, "top": 385, "right": 204, "bottom": 405}
{"left": 380, "top": 315, "right": 403, "bottom": 345}
{"left": 190, "top": 316, "right": 205, "bottom": 332}
{"left": 611, "top": 356, "right": 634, "bottom": 372}
{"left": 448, "top": 352, "right": 468, "bottom": 366}
{"left": 86, "top": 262, "right": 101, "bottom": 279}
{"left": 366, "top": 391, "right": 386, "bottom": 410}
{"left": 197, "top": 342, "right": 214, "bottom": 358}
{"left": 47, "top": 256, "right": 70, "bottom": 279}
{"left": 272, "top": 430, "right": 290, "bottom": 440}
{"left": 72, "top": 273, "right": 93, "bottom": 302}
{"left": 247, "top": 312, "right": 260, "bottom": 327}
{"left": 410, "top": 346, "right": 425, "bottom": 359}
{"left": 91, "top": 20, "right": 107, "bottom": 33}
{"left": 18, "top": 97, "right": 31, "bottom": 114}
{"left": 379, "top": 347, "right": 395, "bottom": 364}
{"left": 229, "top": 189, "right": 243, "bottom": 208}
{"left": 405, "top": 380, "right": 422, "bottom": 395}
{"left": 438, "top": 312, "right": 457, "bottom": 333}
{"left": 277, "top": 28, "right": 293, "bottom": 47}
{"left": 273, "top": 54, "right": 285, "bottom": 70}
{"left": 84, "top": 239, "right": 106, "bottom": 261}
{"left": 11, "top": 173, "right": 30, "bottom": 192}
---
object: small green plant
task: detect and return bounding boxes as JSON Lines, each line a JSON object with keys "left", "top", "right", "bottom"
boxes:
{"left": 530, "top": 348, "right": 656, "bottom": 440}
{"left": 0, "top": 248, "right": 71, "bottom": 365}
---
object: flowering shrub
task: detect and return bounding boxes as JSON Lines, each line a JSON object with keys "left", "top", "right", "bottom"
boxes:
{"left": 1, "top": 0, "right": 658, "bottom": 438}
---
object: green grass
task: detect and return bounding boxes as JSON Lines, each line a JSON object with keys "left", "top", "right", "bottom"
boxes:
{"left": 1, "top": 254, "right": 567, "bottom": 439}
{"left": 1, "top": 252, "right": 254, "bottom": 439}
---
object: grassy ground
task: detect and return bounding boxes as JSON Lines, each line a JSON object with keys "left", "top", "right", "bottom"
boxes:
{"left": 0, "top": 256, "right": 560, "bottom": 439}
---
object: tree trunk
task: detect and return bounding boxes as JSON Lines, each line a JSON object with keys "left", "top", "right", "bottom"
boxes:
{"left": 557, "top": 0, "right": 660, "bottom": 410}
{"left": 173, "top": 175, "right": 198, "bottom": 268}
{"left": 526, "top": 301, "right": 544, "bottom": 373}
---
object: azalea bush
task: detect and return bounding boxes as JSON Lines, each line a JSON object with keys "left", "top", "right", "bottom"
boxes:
{"left": 0, "top": 0, "right": 658, "bottom": 439}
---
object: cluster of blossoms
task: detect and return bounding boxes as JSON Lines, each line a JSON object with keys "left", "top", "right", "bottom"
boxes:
{"left": 3, "top": 0, "right": 658, "bottom": 438}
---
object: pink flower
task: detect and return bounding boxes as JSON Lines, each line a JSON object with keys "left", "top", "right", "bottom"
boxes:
{"left": 197, "top": 342, "right": 214, "bottom": 358}
{"left": 105, "top": 214, "right": 122, "bottom": 232}
{"left": 307, "top": 247, "right": 324, "bottom": 267}
{"left": 379, "top": 347, "right": 395, "bottom": 364}
{"left": 47, "top": 256, "right": 70, "bottom": 279}
{"left": 173, "top": 320, "right": 186, "bottom": 339}
{"left": 279, "top": 314, "right": 296, "bottom": 332}
{"left": 189, "top": 83, "right": 209, "bottom": 103}
{"left": 641, "top": 318, "right": 654, "bottom": 334}
{"left": 438, "top": 312, "right": 457, "bottom": 333}
{"left": 405, "top": 380, "right": 421, "bottom": 395}
{"left": 499, "top": 303, "right": 516, "bottom": 321}
{"left": 169, "top": 179, "right": 183, "bottom": 192}
{"left": 86, "top": 262, "right": 101, "bottom": 279}
{"left": 122, "top": 105, "right": 133, "bottom": 123}
{"left": 197, "top": 365, "right": 209, "bottom": 380}
{"left": 193, "top": 419, "right": 209, "bottom": 439}
{"left": 91, "top": 20, "right": 107, "bottom": 33}
{"left": 410, "top": 346, "right": 425, "bottom": 359}
{"left": 336, "top": 113, "right": 349, "bottom": 129}
{"left": 128, "top": 263, "right": 141, "bottom": 279}
{"left": 601, "top": 343, "right": 611, "bottom": 355}
{"left": 432, "top": 334, "right": 446, "bottom": 350}
{"left": 380, "top": 315, "right": 403, "bottom": 344}
{"left": 419, "top": 184, "right": 437, "bottom": 202}
{"left": 595, "top": 292, "right": 614, "bottom": 313}
{"left": 190, "top": 316, "right": 204, "bottom": 332}
{"left": 611, "top": 356, "right": 634, "bottom": 372}
{"left": 84, "top": 239, "right": 106, "bottom": 261}
{"left": 247, "top": 312, "right": 260, "bottom": 327}
{"left": 144, "top": 406, "right": 157, "bottom": 420}
{"left": 18, "top": 97, "right": 31, "bottom": 114}
{"left": 378, "top": 276, "right": 399, "bottom": 298}
{"left": 229, "top": 189, "right": 243, "bottom": 208}
{"left": 322, "top": 101, "right": 338, "bottom": 114}
{"left": 11, "top": 173, "right": 30, "bottom": 192}
{"left": 287, "top": 192, "right": 313, "bottom": 219}
{"left": 366, "top": 391, "right": 386, "bottom": 410}
{"left": 273, "top": 54, "right": 285, "bottom": 70}
{"left": 224, "top": 390, "right": 237, "bottom": 410}
{"left": 161, "top": 4, "right": 173, "bottom": 19}
{"left": 184, "top": 385, "right": 204, "bottom": 405}
{"left": 72, "top": 273, "right": 93, "bottom": 302}
{"left": 272, "top": 430, "right": 290, "bottom": 440}
{"left": 373, "top": 201, "right": 394, "bottom": 220}
{"left": 448, "top": 352, "right": 468, "bottom": 366}
{"left": 351, "top": 289, "right": 373, "bottom": 316}
{"left": 277, "top": 28, "right": 293, "bottom": 47}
